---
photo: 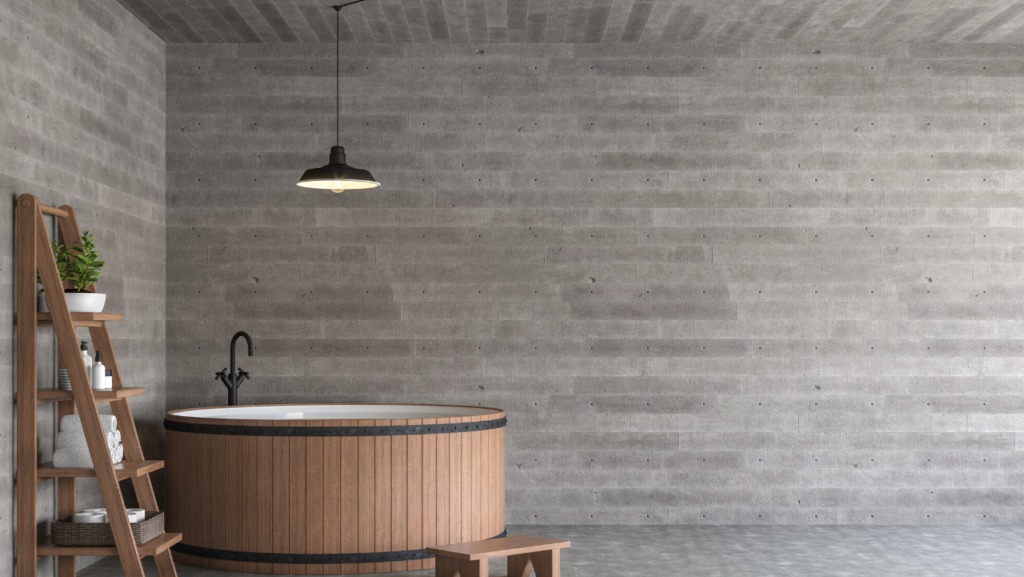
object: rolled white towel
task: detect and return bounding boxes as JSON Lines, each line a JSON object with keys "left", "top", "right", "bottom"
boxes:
{"left": 52, "top": 443, "right": 120, "bottom": 468}
{"left": 73, "top": 512, "right": 106, "bottom": 523}
{"left": 127, "top": 508, "right": 146, "bottom": 523}
{"left": 56, "top": 430, "right": 116, "bottom": 451}
{"left": 114, "top": 443, "right": 123, "bottom": 464}
{"left": 60, "top": 414, "right": 116, "bottom": 435}
{"left": 114, "top": 429, "right": 121, "bottom": 444}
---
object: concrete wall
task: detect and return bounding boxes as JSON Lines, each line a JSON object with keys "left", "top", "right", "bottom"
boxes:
{"left": 0, "top": 0, "right": 165, "bottom": 573}
{"left": 167, "top": 41, "right": 1024, "bottom": 525}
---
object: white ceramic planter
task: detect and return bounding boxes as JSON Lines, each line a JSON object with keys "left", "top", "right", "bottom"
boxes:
{"left": 38, "top": 292, "right": 106, "bottom": 313}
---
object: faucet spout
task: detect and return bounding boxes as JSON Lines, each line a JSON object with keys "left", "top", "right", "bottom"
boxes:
{"left": 232, "top": 331, "right": 254, "bottom": 359}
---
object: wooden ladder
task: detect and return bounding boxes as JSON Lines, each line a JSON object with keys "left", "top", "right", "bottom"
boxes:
{"left": 16, "top": 195, "right": 181, "bottom": 577}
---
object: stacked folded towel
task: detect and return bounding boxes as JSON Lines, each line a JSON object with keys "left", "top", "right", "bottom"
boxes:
{"left": 60, "top": 414, "right": 116, "bottom": 434}
{"left": 52, "top": 415, "right": 124, "bottom": 468}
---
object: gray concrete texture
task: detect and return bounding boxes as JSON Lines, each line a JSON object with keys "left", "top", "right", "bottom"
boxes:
{"left": 76, "top": 524, "right": 1024, "bottom": 577}
{"left": 0, "top": 0, "right": 166, "bottom": 574}
{"left": 165, "top": 41, "right": 1024, "bottom": 527}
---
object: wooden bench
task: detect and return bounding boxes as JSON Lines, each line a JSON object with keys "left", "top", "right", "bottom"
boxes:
{"left": 427, "top": 535, "right": 571, "bottom": 577}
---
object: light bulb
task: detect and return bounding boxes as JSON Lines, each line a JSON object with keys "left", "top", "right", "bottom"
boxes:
{"left": 331, "top": 180, "right": 344, "bottom": 193}
{"left": 331, "top": 188, "right": 345, "bottom": 193}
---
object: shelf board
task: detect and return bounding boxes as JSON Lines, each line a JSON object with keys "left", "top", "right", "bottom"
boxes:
{"left": 37, "top": 460, "right": 164, "bottom": 481}
{"left": 36, "top": 387, "right": 146, "bottom": 404}
{"left": 37, "top": 532, "right": 182, "bottom": 558}
{"left": 36, "top": 312, "right": 124, "bottom": 327}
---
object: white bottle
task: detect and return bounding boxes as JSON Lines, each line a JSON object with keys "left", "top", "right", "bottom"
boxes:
{"left": 104, "top": 369, "right": 113, "bottom": 390}
{"left": 80, "top": 341, "right": 92, "bottom": 387}
{"left": 92, "top": 351, "right": 106, "bottom": 391}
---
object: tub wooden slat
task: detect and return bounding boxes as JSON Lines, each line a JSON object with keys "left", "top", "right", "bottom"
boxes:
{"left": 216, "top": 433, "right": 230, "bottom": 570}
{"left": 500, "top": 426, "right": 506, "bottom": 531}
{"left": 450, "top": 424, "right": 462, "bottom": 545}
{"left": 200, "top": 432, "right": 213, "bottom": 565}
{"left": 476, "top": 426, "right": 483, "bottom": 540}
{"left": 323, "top": 432, "right": 342, "bottom": 574}
{"left": 257, "top": 420, "right": 273, "bottom": 574}
{"left": 191, "top": 432, "right": 202, "bottom": 565}
{"left": 165, "top": 423, "right": 178, "bottom": 546}
{"left": 374, "top": 420, "right": 392, "bottom": 573}
{"left": 228, "top": 435, "right": 243, "bottom": 567}
{"left": 407, "top": 419, "right": 423, "bottom": 571}
{"left": 306, "top": 425, "right": 324, "bottom": 575}
{"left": 193, "top": 432, "right": 209, "bottom": 570}
{"left": 493, "top": 426, "right": 499, "bottom": 537}
{"left": 167, "top": 424, "right": 181, "bottom": 565}
{"left": 483, "top": 426, "right": 491, "bottom": 541}
{"left": 436, "top": 417, "right": 450, "bottom": 549}
{"left": 462, "top": 428, "right": 472, "bottom": 543}
{"left": 423, "top": 418, "right": 437, "bottom": 555}
{"left": 357, "top": 420, "right": 375, "bottom": 574}
{"left": 391, "top": 432, "right": 408, "bottom": 571}
{"left": 191, "top": 428, "right": 203, "bottom": 568}
{"left": 483, "top": 428, "right": 491, "bottom": 540}
{"left": 242, "top": 433, "right": 259, "bottom": 573}
{"left": 492, "top": 426, "right": 499, "bottom": 537}
{"left": 341, "top": 436, "right": 358, "bottom": 575}
{"left": 289, "top": 426, "right": 308, "bottom": 574}
{"left": 272, "top": 428, "right": 290, "bottom": 574}
{"left": 165, "top": 427, "right": 176, "bottom": 534}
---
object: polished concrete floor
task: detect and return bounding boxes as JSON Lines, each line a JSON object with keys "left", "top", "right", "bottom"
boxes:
{"left": 78, "top": 525, "right": 1024, "bottom": 577}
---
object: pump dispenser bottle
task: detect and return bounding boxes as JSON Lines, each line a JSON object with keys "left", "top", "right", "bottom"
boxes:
{"left": 92, "top": 351, "right": 106, "bottom": 391}
{"left": 80, "top": 341, "right": 92, "bottom": 386}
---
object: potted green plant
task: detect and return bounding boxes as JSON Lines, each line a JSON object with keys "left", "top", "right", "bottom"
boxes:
{"left": 38, "top": 231, "right": 106, "bottom": 313}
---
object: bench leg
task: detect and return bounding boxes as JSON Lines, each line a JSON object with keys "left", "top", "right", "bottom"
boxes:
{"left": 435, "top": 557, "right": 489, "bottom": 577}
{"left": 531, "top": 550, "right": 561, "bottom": 577}
{"left": 508, "top": 553, "right": 534, "bottom": 577}
{"left": 509, "top": 550, "right": 560, "bottom": 577}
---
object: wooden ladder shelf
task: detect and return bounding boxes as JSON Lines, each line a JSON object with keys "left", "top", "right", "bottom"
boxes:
{"left": 16, "top": 195, "right": 180, "bottom": 577}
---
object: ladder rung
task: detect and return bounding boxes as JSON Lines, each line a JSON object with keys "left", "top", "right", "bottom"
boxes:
{"left": 37, "top": 460, "right": 164, "bottom": 481}
{"left": 37, "top": 532, "right": 182, "bottom": 558}
{"left": 34, "top": 312, "right": 124, "bottom": 327}
{"left": 36, "top": 387, "right": 146, "bottom": 404}
{"left": 38, "top": 203, "right": 69, "bottom": 218}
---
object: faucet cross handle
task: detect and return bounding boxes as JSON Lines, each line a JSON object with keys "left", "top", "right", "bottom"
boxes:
{"left": 237, "top": 368, "right": 250, "bottom": 381}
{"left": 215, "top": 368, "right": 230, "bottom": 381}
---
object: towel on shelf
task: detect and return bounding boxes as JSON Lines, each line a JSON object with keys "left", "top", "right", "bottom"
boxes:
{"left": 52, "top": 415, "right": 124, "bottom": 467}
{"left": 59, "top": 414, "right": 116, "bottom": 435}
{"left": 56, "top": 430, "right": 116, "bottom": 451}
{"left": 52, "top": 442, "right": 122, "bottom": 468}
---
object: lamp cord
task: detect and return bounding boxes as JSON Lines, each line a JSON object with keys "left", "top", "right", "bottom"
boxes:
{"left": 336, "top": 7, "right": 340, "bottom": 148}
{"left": 332, "top": 0, "right": 370, "bottom": 148}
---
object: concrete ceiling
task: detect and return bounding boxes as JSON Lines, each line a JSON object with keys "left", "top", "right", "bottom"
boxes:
{"left": 116, "top": 0, "right": 1024, "bottom": 43}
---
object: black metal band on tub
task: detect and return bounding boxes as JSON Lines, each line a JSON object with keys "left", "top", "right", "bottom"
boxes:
{"left": 164, "top": 416, "right": 506, "bottom": 437}
{"left": 171, "top": 530, "right": 508, "bottom": 564}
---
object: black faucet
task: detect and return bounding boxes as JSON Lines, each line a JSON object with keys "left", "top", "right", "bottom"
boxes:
{"left": 216, "top": 331, "right": 253, "bottom": 406}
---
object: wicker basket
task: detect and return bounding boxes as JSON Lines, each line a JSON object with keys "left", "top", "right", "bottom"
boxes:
{"left": 51, "top": 511, "right": 164, "bottom": 546}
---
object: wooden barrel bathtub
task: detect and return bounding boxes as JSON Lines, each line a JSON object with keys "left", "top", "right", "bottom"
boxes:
{"left": 164, "top": 404, "right": 506, "bottom": 574}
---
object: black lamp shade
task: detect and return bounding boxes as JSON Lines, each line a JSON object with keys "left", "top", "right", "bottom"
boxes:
{"left": 297, "top": 146, "right": 380, "bottom": 193}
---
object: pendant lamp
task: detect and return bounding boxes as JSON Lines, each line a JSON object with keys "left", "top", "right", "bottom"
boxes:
{"left": 297, "top": 2, "right": 380, "bottom": 193}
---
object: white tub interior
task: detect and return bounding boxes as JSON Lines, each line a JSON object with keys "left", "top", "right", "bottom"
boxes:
{"left": 175, "top": 404, "right": 500, "bottom": 421}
